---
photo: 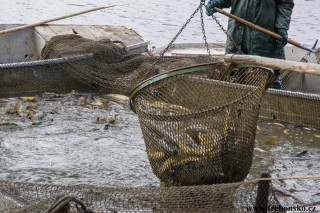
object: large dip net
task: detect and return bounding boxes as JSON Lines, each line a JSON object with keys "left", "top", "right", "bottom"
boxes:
{"left": 130, "top": 63, "right": 273, "bottom": 187}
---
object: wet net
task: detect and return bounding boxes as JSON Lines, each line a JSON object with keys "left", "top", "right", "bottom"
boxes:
{"left": 1, "top": 176, "right": 287, "bottom": 213}
{"left": 41, "top": 34, "right": 214, "bottom": 95}
{"left": 1, "top": 35, "right": 319, "bottom": 212}
{"left": 130, "top": 63, "right": 273, "bottom": 186}
{"left": 0, "top": 34, "right": 214, "bottom": 98}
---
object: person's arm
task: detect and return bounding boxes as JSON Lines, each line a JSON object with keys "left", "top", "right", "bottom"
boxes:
{"left": 212, "top": 0, "right": 231, "bottom": 9}
{"left": 206, "top": 0, "right": 231, "bottom": 16}
{"left": 275, "top": 0, "right": 294, "bottom": 30}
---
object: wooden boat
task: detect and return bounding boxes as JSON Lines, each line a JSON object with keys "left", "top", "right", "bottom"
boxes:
{"left": 0, "top": 23, "right": 319, "bottom": 127}
{"left": 0, "top": 23, "right": 149, "bottom": 63}
{"left": 0, "top": 23, "right": 149, "bottom": 97}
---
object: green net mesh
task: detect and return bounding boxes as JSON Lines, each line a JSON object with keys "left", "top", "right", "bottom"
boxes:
{"left": 130, "top": 63, "right": 272, "bottom": 186}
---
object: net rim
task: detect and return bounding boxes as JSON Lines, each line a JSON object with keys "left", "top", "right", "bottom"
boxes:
{"left": 0, "top": 53, "right": 93, "bottom": 68}
{"left": 129, "top": 62, "right": 226, "bottom": 112}
{"left": 129, "top": 62, "right": 273, "bottom": 112}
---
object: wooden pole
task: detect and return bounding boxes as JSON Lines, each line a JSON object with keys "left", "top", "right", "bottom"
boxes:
{"left": 224, "top": 54, "right": 320, "bottom": 76}
{"left": 213, "top": 7, "right": 315, "bottom": 53}
{"left": 0, "top": 5, "right": 118, "bottom": 36}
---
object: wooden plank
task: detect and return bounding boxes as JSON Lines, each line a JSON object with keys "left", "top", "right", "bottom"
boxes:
{"left": 83, "top": 25, "right": 111, "bottom": 40}
{"left": 93, "top": 25, "right": 120, "bottom": 41}
{"left": 69, "top": 25, "right": 97, "bottom": 40}
{"left": 48, "top": 25, "right": 74, "bottom": 36}
{"left": 34, "top": 26, "right": 57, "bottom": 41}
{"left": 33, "top": 31, "right": 46, "bottom": 58}
{"left": 97, "top": 25, "right": 145, "bottom": 46}
{"left": 34, "top": 24, "right": 149, "bottom": 54}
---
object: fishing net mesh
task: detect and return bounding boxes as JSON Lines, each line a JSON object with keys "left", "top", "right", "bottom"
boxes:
{"left": 0, "top": 35, "right": 319, "bottom": 212}
{"left": 2, "top": 178, "right": 282, "bottom": 213}
{"left": 0, "top": 34, "right": 214, "bottom": 98}
{"left": 130, "top": 63, "right": 272, "bottom": 187}
{"left": 280, "top": 46, "right": 320, "bottom": 93}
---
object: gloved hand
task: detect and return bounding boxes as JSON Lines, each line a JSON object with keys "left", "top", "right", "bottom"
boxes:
{"left": 276, "top": 28, "right": 288, "bottom": 47}
{"left": 206, "top": 0, "right": 218, "bottom": 16}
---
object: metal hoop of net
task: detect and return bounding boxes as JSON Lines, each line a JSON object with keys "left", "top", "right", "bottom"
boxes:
{"left": 130, "top": 62, "right": 273, "bottom": 186}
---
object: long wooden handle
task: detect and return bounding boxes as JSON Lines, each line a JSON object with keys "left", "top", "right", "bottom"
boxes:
{"left": 224, "top": 54, "right": 320, "bottom": 76}
{"left": 0, "top": 5, "right": 117, "bottom": 35}
{"left": 213, "top": 7, "right": 314, "bottom": 53}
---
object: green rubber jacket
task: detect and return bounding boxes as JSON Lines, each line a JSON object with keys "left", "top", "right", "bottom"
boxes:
{"left": 212, "top": 0, "right": 294, "bottom": 59}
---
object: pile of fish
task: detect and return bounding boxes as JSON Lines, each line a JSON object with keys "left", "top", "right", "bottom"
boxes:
{"left": 137, "top": 102, "right": 234, "bottom": 186}
{"left": 0, "top": 91, "right": 130, "bottom": 130}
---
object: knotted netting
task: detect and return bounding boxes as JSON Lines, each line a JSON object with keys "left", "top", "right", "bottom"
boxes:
{"left": 130, "top": 62, "right": 273, "bottom": 186}
{"left": 0, "top": 34, "right": 214, "bottom": 98}
{"left": 1, "top": 177, "right": 279, "bottom": 213}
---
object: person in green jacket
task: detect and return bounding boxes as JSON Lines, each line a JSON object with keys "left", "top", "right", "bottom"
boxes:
{"left": 206, "top": 0, "right": 295, "bottom": 89}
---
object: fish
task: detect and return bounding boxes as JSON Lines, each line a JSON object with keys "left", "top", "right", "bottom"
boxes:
{"left": 273, "top": 122, "right": 285, "bottom": 128}
{"left": 104, "top": 94, "right": 129, "bottom": 104}
{"left": 14, "top": 101, "right": 22, "bottom": 114}
{"left": 27, "top": 111, "right": 46, "bottom": 121}
{"left": 27, "top": 111, "right": 37, "bottom": 121}
{"left": 296, "top": 150, "right": 308, "bottom": 157}
{"left": 90, "top": 99, "right": 104, "bottom": 107}
{"left": 145, "top": 101, "right": 191, "bottom": 113}
{"left": 254, "top": 148, "right": 268, "bottom": 153}
{"left": 265, "top": 138, "right": 277, "bottom": 145}
{"left": 157, "top": 156, "right": 201, "bottom": 178}
{"left": 6, "top": 101, "right": 23, "bottom": 115}
{"left": 175, "top": 133, "right": 204, "bottom": 156}
{"left": 148, "top": 151, "right": 167, "bottom": 162}
{"left": 19, "top": 96, "right": 38, "bottom": 102}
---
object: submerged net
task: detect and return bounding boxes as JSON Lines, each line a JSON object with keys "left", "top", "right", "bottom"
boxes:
{"left": 1, "top": 177, "right": 283, "bottom": 213}
{"left": 130, "top": 63, "right": 272, "bottom": 186}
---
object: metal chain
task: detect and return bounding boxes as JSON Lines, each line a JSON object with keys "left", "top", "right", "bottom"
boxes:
{"left": 149, "top": 5, "right": 202, "bottom": 70}
{"left": 210, "top": 14, "right": 244, "bottom": 54}
{"left": 199, "top": 1, "right": 212, "bottom": 58}
{"left": 149, "top": 0, "right": 244, "bottom": 72}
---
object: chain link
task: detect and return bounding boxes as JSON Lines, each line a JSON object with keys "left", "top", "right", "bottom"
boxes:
{"left": 149, "top": 5, "right": 202, "bottom": 70}
{"left": 199, "top": 2, "right": 212, "bottom": 58}
{"left": 210, "top": 14, "right": 244, "bottom": 54}
{"left": 150, "top": 0, "right": 244, "bottom": 72}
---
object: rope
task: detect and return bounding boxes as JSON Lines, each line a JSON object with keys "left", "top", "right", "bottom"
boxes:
{"left": 250, "top": 174, "right": 320, "bottom": 182}
{"left": 47, "top": 195, "right": 95, "bottom": 213}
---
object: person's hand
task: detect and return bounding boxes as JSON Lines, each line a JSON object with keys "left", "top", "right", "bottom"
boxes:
{"left": 206, "top": 1, "right": 218, "bottom": 16}
{"left": 276, "top": 28, "right": 288, "bottom": 47}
